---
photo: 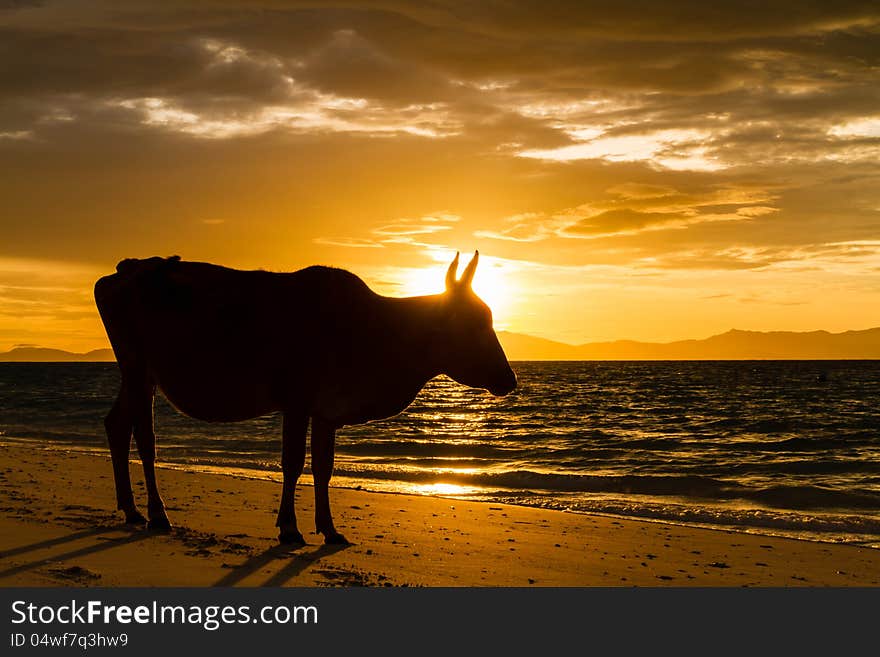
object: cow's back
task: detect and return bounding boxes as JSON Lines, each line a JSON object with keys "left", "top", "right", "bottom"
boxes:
{"left": 95, "top": 257, "right": 374, "bottom": 421}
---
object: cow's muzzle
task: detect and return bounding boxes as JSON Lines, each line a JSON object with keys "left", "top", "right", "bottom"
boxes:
{"left": 488, "top": 369, "right": 517, "bottom": 396}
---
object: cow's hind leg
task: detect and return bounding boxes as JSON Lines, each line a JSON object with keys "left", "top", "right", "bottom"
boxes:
{"left": 311, "top": 417, "right": 349, "bottom": 544}
{"left": 131, "top": 380, "right": 171, "bottom": 531}
{"left": 276, "top": 412, "right": 308, "bottom": 545}
{"left": 104, "top": 386, "right": 146, "bottom": 524}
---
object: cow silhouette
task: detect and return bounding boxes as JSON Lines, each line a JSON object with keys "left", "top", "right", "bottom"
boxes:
{"left": 94, "top": 252, "right": 516, "bottom": 545}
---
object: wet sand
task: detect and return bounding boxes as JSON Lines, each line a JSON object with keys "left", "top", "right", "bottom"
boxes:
{"left": 1, "top": 443, "right": 879, "bottom": 587}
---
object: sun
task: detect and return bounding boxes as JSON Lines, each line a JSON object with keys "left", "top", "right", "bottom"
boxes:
{"left": 401, "top": 255, "right": 511, "bottom": 321}
{"left": 470, "top": 261, "right": 510, "bottom": 319}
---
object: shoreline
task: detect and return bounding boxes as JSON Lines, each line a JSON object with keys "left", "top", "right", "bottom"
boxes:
{"left": 2, "top": 443, "right": 880, "bottom": 586}
{"left": 3, "top": 437, "right": 878, "bottom": 550}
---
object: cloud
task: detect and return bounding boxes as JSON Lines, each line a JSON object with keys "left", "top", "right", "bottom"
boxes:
{"left": 480, "top": 182, "right": 780, "bottom": 242}
{"left": 0, "top": 257, "right": 105, "bottom": 350}
{"left": 374, "top": 224, "right": 447, "bottom": 236}
{"left": 645, "top": 240, "right": 880, "bottom": 272}
{"left": 2, "top": 2, "right": 878, "bottom": 158}
{"left": 313, "top": 237, "right": 384, "bottom": 248}
{"left": 517, "top": 128, "right": 725, "bottom": 171}
{"left": 315, "top": 213, "right": 461, "bottom": 249}
{"left": 295, "top": 29, "right": 457, "bottom": 104}
{"left": 829, "top": 116, "right": 880, "bottom": 138}
{"left": 0, "top": 129, "right": 32, "bottom": 139}
{"left": 606, "top": 183, "right": 678, "bottom": 199}
{"left": 475, "top": 213, "right": 555, "bottom": 243}
{"left": 372, "top": 213, "right": 459, "bottom": 236}
{"left": 563, "top": 208, "right": 695, "bottom": 237}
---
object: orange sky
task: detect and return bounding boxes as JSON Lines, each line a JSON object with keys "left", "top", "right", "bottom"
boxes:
{"left": 1, "top": 1, "right": 880, "bottom": 352}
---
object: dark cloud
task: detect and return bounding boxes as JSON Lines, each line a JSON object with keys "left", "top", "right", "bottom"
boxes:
{"left": 0, "top": 1, "right": 878, "bottom": 275}
{"left": 400, "top": 1, "right": 879, "bottom": 40}
{"left": 295, "top": 29, "right": 455, "bottom": 103}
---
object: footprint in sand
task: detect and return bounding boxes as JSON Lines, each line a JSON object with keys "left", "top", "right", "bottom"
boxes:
{"left": 47, "top": 565, "right": 101, "bottom": 584}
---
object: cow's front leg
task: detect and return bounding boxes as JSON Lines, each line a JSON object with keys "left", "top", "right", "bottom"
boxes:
{"left": 276, "top": 412, "right": 308, "bottom": 545}
{"left": 310, "top": 416, "right": 349, "bottom": 544}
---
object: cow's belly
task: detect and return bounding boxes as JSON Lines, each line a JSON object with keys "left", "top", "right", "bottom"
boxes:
{"left": 140, "top": 320, "right": 303, "bottom": 422}
{"left": 152, "top": 357, "right": 287, "bottom": 422}
{"left": 157, "top": 378, "right": 281, "bottom": 422}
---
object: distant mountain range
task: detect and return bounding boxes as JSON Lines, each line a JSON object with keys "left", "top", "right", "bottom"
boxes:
{"left": 0, "top": 347, "right": 115, "bottom": 362}
{"left": 2, "top": 327, "right": 879, "bottom": 361}
{"left": 497, "top": 327, "right": 880, "bottom": 360}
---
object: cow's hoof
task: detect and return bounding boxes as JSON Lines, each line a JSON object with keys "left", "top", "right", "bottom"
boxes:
{"left": 124, "top": 510, "right": 147, "bottom": 525}
{"left": 278, "top": 530, "right": 306, "bottom": 546}
{"left": 147, "top": 516, "right": 172, "bottom": 532}
{"left": 324, "top": 532, "right": 351, "bottom": 546}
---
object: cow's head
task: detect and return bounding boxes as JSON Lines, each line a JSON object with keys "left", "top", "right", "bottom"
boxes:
{"left": 437, "top": 251, "right": 517, "bottom": 396}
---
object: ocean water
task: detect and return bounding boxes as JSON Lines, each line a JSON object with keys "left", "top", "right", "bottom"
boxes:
{"left": 1, "top": 361, "right": 879, "bottom": 546}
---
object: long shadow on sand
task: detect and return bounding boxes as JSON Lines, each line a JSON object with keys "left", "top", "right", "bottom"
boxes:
{"left": 214, "top": 542, "right": 350, "bottom": 587}
{"left": 0, "top": 526, "right": 116, "bottom": 560}
{"left": 0, "top": 527, "right": 150, "bottom": 581}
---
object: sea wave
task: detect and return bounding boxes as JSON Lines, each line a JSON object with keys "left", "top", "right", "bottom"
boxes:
{"left": 491, "top": 494, "right": 880, "bottom": 543}
{"left": 331, "top": 466, "right": 880, "bottom": 511}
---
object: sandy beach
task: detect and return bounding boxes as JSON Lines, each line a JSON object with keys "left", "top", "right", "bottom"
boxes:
{"left": 1, "top": 442, "right": 879, "bottom": 587}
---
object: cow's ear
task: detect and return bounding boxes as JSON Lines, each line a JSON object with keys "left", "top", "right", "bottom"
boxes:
{"left": 445, "top": 252, "right": 460, "bottom": 292}
{"left": 459, "top": 251, "right": 479, "bottom": 289}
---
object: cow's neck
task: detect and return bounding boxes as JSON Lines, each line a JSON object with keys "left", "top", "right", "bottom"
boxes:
{"left": 379, "top": 293, "right": 447, "bottom": 385}
{"left": 317, "top": 293, "right": 448, "bottom": 425}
